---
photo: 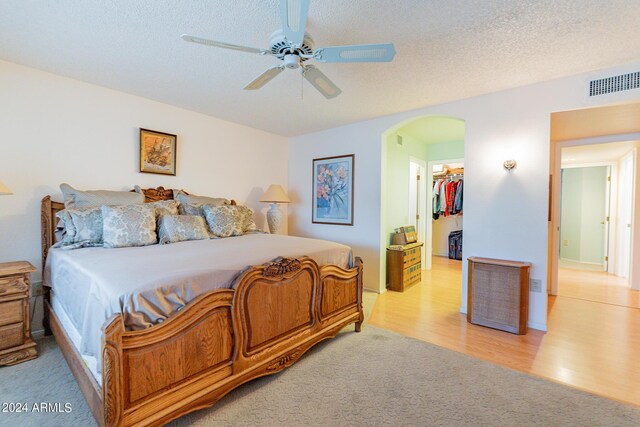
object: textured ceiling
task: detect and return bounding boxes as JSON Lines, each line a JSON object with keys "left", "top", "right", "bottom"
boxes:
{"left": 2, "top": 1, "right": 640, "bottom": 137}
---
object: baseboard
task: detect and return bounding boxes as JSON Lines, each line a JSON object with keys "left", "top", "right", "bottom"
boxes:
{"left": 461, "top": 307, "right": 546, "bottom": 332}
{"left": 527, "top": 321, "right": 547, "bottom": 332}
{"left": 32, "top": 329, "right": 46, "bottom": 339}
{"left": 559, "top": 258, "right": 604, "bottom": 267}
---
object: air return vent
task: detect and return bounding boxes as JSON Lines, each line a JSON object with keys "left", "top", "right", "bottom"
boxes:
{"left": 589, "top": 72, "right": 640, "bottom": 96}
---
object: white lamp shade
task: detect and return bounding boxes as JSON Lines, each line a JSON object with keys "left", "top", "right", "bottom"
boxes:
{"left": 0, "top": 181, "right": 12, "bottom": 196}
{"left": 260, "top": 184, "right": 290, "bottom": 203}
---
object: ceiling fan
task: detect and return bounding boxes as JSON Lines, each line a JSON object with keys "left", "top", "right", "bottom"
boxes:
{"left": 181, "top": 0, "right": 396, "bottom": 99}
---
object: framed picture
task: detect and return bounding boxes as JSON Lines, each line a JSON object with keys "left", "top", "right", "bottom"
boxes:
{"left": 139, "top": 128, "right": 177, "bottom": 175}
{"left": 312, "top": 154, "right": 354, "bottom": 225}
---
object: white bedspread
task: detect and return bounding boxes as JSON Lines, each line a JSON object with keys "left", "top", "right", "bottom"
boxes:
{"left": 45, "top": 234, "right": 352, "bottom": 376}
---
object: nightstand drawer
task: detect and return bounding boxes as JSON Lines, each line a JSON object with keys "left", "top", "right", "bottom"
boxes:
{"left": 0, "top": 300, "right": 24, "bottom": 327}
{"left": 0, "top": 276, "right": 29, "bottom": 297}
{"left": 0, "top": 322, "right": 24, "bottom": 350}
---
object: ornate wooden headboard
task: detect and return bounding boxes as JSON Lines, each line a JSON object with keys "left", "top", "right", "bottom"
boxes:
{"left": 40, "top": 186, "right": 236, "bottom": 271}
{"left": 135, "top": 186, "right": 236, "bottom": 205}
{"left": 40, "top": 196, "right": 65, "bottom": 273}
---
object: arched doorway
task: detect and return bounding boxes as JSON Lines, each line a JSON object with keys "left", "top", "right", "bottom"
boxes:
{"left": 379, "top": 115, "right": 466, "bottom": 301}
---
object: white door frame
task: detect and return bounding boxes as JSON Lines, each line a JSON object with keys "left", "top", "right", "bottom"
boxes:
{"left": 617, "top": 150, "right": 635, "bottom": 279}
{"left": 550, "top": 134, "right": 640, "bottom": 295}
{"left": 426, "top": 157, "right": 464, "bottom": 270}
{"left": 409, "top": 157, "right": 428, "bottom": 267}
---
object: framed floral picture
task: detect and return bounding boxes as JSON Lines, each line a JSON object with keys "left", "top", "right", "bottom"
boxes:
{"left": 139, "top": 128, "right": 177, "bottom": 175}
{"left": 312, "top": 154, "right": 354, "bottom": 225}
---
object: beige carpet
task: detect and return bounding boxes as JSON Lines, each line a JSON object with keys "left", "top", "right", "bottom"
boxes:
{"left": 2, "top": 321, "right": 640, "bottom": 426}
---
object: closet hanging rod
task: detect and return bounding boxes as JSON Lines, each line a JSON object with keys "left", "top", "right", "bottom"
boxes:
{"left": 433, "top": 173, "right": 464, "bottom": 179}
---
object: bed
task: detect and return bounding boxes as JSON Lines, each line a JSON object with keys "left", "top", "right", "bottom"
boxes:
{"left": 41, "top": 187, "right": 364, "bottom": 426}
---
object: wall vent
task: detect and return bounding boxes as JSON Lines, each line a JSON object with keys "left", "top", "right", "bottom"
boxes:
{"left": 397, "top": 135, "right": 403, "bottom": 146}
{"left": 589, "top": 71, "right": 640, "bottom": 96}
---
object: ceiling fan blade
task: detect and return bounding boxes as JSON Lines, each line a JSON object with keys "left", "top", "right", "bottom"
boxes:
{"left": 280, "top": 0, "right": 310, "bottom": 46}
{"left": 315, "top": 43, "right": 396, "bottom": 63}
{"left": 244, "top": 66, "right": 284, "bottom": 90}
{"left": 301, "top": 65, "right": 342, "bottom": 99}
{"left": 181, "top": 34, "right": 270, "bottom": 55}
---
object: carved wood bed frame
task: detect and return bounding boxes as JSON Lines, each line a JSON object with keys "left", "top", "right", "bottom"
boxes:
{"left": 40, "top": 187, "right": 364, "bottom": 426}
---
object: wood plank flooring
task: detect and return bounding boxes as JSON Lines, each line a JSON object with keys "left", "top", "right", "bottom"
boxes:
{"left": 368, "top": 256, "right": 640, "bottom": 407}
{"left": 558, "top": 266, "right": 639, "bottom": 308}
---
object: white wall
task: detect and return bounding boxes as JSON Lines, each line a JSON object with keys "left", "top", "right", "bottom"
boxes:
{"left": 288, "top": 60, "right": 640, "bottom": 331}
{"left": 0, "top": 60, "right": 288, "bottom": 332}
{"left": 432, "top": 216, "right": 463, "bottom": 257}
{"left": 384, "top": 132, "right": 428, "bottom": 244}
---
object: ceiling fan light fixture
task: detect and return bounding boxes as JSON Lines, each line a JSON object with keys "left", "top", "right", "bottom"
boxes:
{"left": 283, "top": 54, "right": 300, "bottom": 69}
{"left": 182, "top": 0, "right": 394, "bottom": 99}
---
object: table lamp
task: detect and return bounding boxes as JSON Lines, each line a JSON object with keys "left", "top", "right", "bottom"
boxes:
{"left": 259, "top": 184, "right": 290, "bottom": 234}
{"left": 0, "top": 181, "right": 13, "bottom": 196}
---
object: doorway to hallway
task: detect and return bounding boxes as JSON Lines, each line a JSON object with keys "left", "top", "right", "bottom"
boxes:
{"left": 555, "top": 138, "right": 638, "bottom": 308}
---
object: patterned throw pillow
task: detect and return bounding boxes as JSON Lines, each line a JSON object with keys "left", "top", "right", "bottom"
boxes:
{"left": 55, "top": 210, "right": 76, "bottom": 244}
{"left": 174, "top": 190, "right": 229, "bottom": 207}
{"left": 202, "top": 205, "right": 244, "bottom": 238}
{"left": 235, "top": 205, "right": 259, "bottom": 233}
{"left": 60, "top": 183, "right": 144, "bottom": 209}
{"left": 67, "top": 206, "right": 104, "bottom": 244}
{"left": 101, "top": 205, "right": 157, "bottom": 248}
{"left": 179, "top": 203, "right": 204, "bottom": 216}
{"left": 147, "top": 199, "right": 179, "bottom": 217}
{"left": 158, "top": 215, "right": 209, "bottom": 245}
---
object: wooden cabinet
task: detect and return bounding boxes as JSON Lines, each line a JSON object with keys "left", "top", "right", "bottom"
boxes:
{"left": 387, "top": 242, "right": 423, "bottom": 292}
{"left": 467, "top": 257, "right": 530, "bottom": 335}
{"left": 0, "top": 261, "right": 38, "bottom": 365}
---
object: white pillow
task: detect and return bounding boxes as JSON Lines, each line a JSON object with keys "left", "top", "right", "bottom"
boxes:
{"left": 60, "top": 183, "right": 144, "bottom": 209}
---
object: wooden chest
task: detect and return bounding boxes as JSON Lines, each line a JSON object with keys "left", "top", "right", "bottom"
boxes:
{"left": 387, "top": 242, "right": 423, "bottom": 292}
{"left": 0, "top": 261, "right": 38, "bottom": 365}
{"left": 467, "top": 257, "right": 531, "bottom": 335}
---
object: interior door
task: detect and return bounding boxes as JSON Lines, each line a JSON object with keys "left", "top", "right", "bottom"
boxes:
{"left": 559, "top": 166, "right": 608, "bottom": 269}
{"left": 409, "top": 159, "right": 427, "bottom": 266}
{"left": 603, "top": 166, "right": 612, "bottom": 272}
{"left": 618, "top": 153, "right": 634, "bottom": 278}
{"left": 409, "top": 162, "right": 419, "bottom": 231}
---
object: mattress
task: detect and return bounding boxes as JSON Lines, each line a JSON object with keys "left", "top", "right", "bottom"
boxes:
{"left": 45, "top": 233, "right": 352, "bottom": 379}
{"left": 51, "top": 292, "right": 102, "bottom": 385}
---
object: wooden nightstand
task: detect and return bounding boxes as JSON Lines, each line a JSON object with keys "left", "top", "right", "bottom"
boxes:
{"left": 0, "top": 261, "right": 38, "bottom": 366}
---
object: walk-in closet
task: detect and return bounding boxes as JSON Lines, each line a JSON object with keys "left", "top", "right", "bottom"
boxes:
{"left": 432, "top": 162, "right": 463, "bottom": 262}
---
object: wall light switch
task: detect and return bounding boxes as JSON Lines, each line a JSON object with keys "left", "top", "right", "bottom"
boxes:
{"left": 563, "top": 239, "right": 569, "bottom": 247}
{"left": 530, "top": 279, "right": 542, "bottom": 293}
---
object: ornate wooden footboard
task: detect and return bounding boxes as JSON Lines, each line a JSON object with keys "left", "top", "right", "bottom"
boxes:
{"left": 100, "top": 256, "right": 363, "bottom": 426}
{"left": 41, "top": 193, "right": 364, "bottom": 426}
